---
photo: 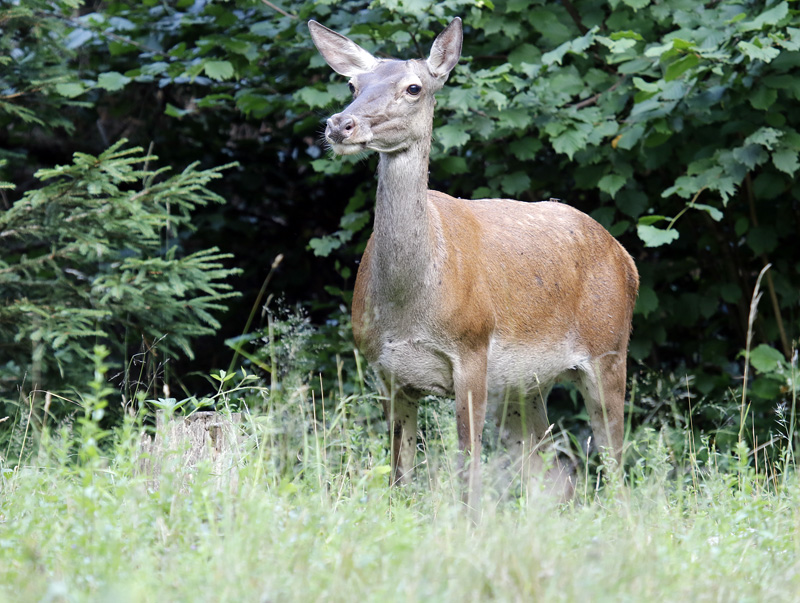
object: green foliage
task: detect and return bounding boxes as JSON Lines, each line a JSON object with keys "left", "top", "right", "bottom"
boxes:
{"left": 747, "top": 343, "right": 799, "bottom": 402}
{"left": 2, "top": 0, "right": 799, "bottom": 441}
{"left": 293, "top": 0, "right": 800, "bottom": 432}
{"left": 0, "top": 141, "right": 240, "bottom": 411}
{"left": 0, "top": 0, "right": 89, "bottom": 133}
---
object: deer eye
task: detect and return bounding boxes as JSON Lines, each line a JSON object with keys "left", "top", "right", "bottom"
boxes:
{"left": 406, "top": 84, "right": 422, "bottom": 96}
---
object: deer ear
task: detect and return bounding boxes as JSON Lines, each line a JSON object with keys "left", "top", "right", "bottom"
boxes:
{"left": 308, "top": 20, "right": 379, "bottom": 77}
{"left": 427, "top": 17, "right": 462, "bottom": 79}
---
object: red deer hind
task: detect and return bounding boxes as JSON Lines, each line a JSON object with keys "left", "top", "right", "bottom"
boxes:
{"left": 308, "top": 17, "right": 639, "bottom": 513}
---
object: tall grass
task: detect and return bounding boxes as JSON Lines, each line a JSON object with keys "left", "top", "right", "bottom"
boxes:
{"left": 2, "top": 334, "right": 800, "bottom": 602}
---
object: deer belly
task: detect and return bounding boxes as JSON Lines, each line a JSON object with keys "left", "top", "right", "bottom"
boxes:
{"left": 486, "top": 338, "right": 586, "bottom": 394}
{"left": 376, "top": 339, "right": 454, "bottom": 397}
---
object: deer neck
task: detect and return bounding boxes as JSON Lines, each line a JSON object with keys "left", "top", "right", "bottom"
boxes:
{"left": 371, "top": 139, "right": 436, "bottom": 303}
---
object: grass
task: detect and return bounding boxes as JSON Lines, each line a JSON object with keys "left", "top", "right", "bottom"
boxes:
{"left": 2, "top": 345, "right": 800, "bottom": 602}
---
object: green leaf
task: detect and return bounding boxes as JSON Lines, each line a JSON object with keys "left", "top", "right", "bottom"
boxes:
{"left": 499, "top": 171, "right": 531, "bottom": 196}
{"left": 739, "top": 2, "right": 789, "bottom": 32}
{"left": 598, "top": 36, "right": 637, "bottom": 54}
{"left": 747, "top": 226, "right": 777, "bottom": 255}
{"left": 622, "top": 0, "right": 650, "bottom": 10}
{"left": 203, "top": 60, "right": 235, "bottom": 81}
{"left": 609, "top": 220, "right": 631, "bottom": 237}
{"left": 436, "top": 156, "right": 468, "bottom": 175}
{"left": 54, "top": 82, "right": 85, "bottom": 98}
{"left": 634, "top": 285, "right": 658, "bottom": 317}
{"left": 693, "top": 203, "right": 723, "bottom": 221}
{"left": 435, "top": 124, "right": 470, "bottom": 152}
{"left": 296, "top": 87, "right": 333, "bottom": 109}
{"left": 498, "top": 109, "right": 533, "bottom": 130}
{"left": 763, "top": 74, "right": 800, "bottom": 99}
{"left": 733, "top": 144, "right": 768, "bottom": 170}
{"left": 735, "top": 217, "right": 749, "bottom": 237}
{"left": 645, "top": 42, "right": 674, "bottom": 58}
{"left": 309, "top": 235, "right": 343, "bottom": 257}
{"left": 720, "top": 282, "right": 742, "bottom": 303}
{"left": 748, "top": 344, "right": 785, "bottom": 373}
{"left": 750, "top": 375, "right": 784, "bottom": 399}
{"left": 550, "top": 68, "right": 584, "bottom": 96}
{"left": 551, "top": 127, "right": 588, "bottom": 160}
{"left": 664, "top": 54, "right": 699, "bottom": 81}
{"left": 632, "top": 77, "right": 659, "bottom": 93}
{"left": 637, "top": 223, "right": 679, "bottom": 247}
{"left": 97, "top": 71, "right": 131, "bottom": 92}
{"left": 615, "top": 124, "right": 645, "bottom": 150}
{"left": 541, "top": 28, "right": 596, "bottom": 65}
{"left": 445, "top": 87, "right": 477, "bottom": 112}
{"left": 165, "top": 103, "right": 190, "bottom": 118}
{"left": 598, "top": 174, "right": 626, "bottom": 198}
{"left": 745, "top": 127, "right": 783, "bottom": 150}
{"left": 484, "top": 89, "right": 508, "bottom": 110}
{"left": 772, "top": 148, "right": 799, "bottom": 176}
{"left": 236, "top": 92, "right": 272, "bottom": 116}
{"left": 638, "top": 214, "right": 668, "bottom": 226}
{"left": 610, "top": 31, "right": 644, "bottom": 42}
{"left": 508, "top": 138, "right": 542, "bottom": 161}
{"left": 508, "top": 43, "right": 541, "bottom": 66}
{"left": 737, "top": 41, "right": 780, "bottom": 63}
{"left": 749, "top": 86, "right": 777, "bottom": 110}
{"left": 616, "top": 189, "right": 647, "bottom": 218}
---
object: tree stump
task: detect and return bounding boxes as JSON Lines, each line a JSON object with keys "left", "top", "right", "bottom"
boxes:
{"left": 138, "top": 411, "right": 244, "bottom": 492}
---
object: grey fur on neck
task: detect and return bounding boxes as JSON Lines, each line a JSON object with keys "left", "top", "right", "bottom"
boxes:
{"left": 371, "top": 139, "right": 436, "bottom": 303}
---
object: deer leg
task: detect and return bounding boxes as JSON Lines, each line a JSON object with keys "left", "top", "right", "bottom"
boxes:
{"left": 382, "top": 388, "right": 419, "bottom": 486}
{"left": 496, "top": 386, "right": 549, "bottom": 476}
{"left": 496, "top": 385, "right": 572, "bottom": 499}
{"left": 454, "top": 351, "right": 488, "bottom": 517}
{"left": 579, "top": 354, "right": 626, "bottom": 467}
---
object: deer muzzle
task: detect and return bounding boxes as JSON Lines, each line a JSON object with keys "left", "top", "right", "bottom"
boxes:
{"left": 326, "top": 113, "right": 357, "bottom": 143}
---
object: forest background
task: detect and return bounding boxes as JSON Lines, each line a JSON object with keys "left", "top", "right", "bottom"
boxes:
{"left": 2, "top": 0, "right": 799, "bottom": 450}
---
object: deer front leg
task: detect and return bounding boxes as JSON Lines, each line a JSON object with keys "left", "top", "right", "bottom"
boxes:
{"left": 382, "top": 389, "right": 419, "bottom": 486}
{"left": 454, "top": 350, "right": 488, "bottom": 518}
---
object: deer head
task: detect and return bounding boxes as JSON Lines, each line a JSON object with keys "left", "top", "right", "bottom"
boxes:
{"left": 308, "top": 18, "right": 462, "bottom": 155}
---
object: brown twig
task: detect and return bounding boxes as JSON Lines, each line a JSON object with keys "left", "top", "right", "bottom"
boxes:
{"left": 260, "top": 0, "right": 297, "bottom": 19}
{"left": 0, "top": 88, "right": 44, "bottom": 100}
{"left": 400, "top": 15, "right": 424, "bottom": 59}
{"left": 703, "top": 212, "right": 749, "bottom": 342}
{"left": 561, "top": 0, "right": 588, "bottom": 35}
{"left": 745, "top": 172, "right": 791, "bottom": 358}
{"left": 571, "top": 76, "right": 625, "bottom": 110}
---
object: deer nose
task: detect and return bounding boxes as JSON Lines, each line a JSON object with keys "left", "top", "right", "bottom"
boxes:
{"left": 326, "top": 113, "right": 356, "bottom": 144}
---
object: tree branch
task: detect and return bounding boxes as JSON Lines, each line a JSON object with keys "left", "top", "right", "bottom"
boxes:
{"left": 570, "top": 76, "right": 625, "bottom": 110}
{"left": 561, "top": 0, "right": 588, "bottom": 35}
{"left": 745, "top": 172, "right": 791, "bottom": 359}
{"left": 259, "top": 0, "right": 297, "bottom": 19}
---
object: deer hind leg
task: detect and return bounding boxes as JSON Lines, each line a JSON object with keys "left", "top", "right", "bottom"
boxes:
{"left": 495, "top": 384, "right": 572, "bottom": 500}
{"left": 380, "top": 379, "right": 420, "bottom": 486}
{"left": 578, "top": 353, "right": 626, "bottom": 467}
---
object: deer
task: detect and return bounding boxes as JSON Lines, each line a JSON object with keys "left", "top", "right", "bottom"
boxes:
{"left": 308, "top": 17, "right": 639, "bottom": 515}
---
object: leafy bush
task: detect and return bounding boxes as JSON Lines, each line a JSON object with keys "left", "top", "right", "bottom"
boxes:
{"left": 3, "top": 0, "right": 798, "bottom": 442}
{"left": 297, "top": 0, "right": 800, "bottom": 437}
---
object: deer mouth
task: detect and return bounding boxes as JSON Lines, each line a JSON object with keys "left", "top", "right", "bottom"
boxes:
{"left": 328, "top": 140, "right": 370, "bottom": 155}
